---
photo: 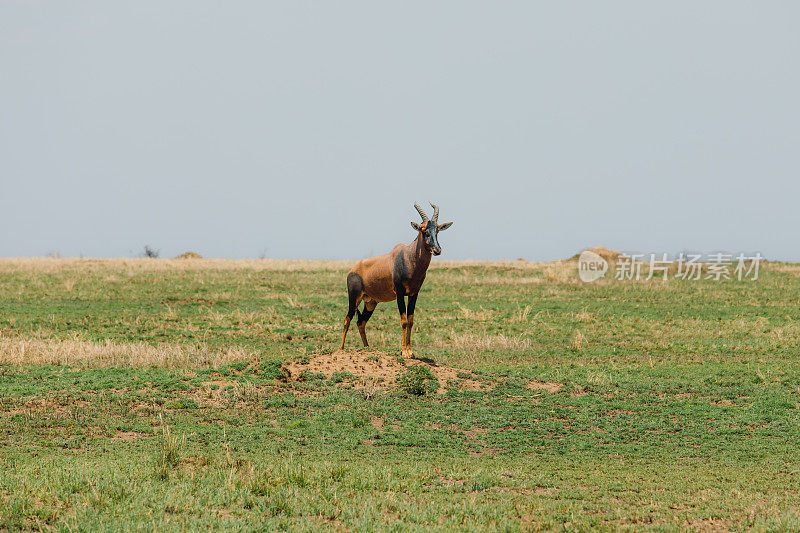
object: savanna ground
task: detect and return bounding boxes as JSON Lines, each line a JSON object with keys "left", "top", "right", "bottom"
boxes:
{"left": 1, "top": 256, "right": 800, "bottom": 531}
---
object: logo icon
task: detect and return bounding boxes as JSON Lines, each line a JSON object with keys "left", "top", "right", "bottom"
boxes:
{"left": 577, "top": 250, "right": 608, "bottom": 283}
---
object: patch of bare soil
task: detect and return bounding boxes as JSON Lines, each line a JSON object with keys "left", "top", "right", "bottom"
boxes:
{"left": 527, "top": 380, "right": 563, "bottom": 393}
{"left": 283, "top": 350, "right": 493, "bottom": 393}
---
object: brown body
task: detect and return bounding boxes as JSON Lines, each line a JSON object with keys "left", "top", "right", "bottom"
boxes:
{"left": 351, "top": 235, "right": 431, "bottom": 304}
{"left": 340, "top": 203, "right": 452, "bottom": 356}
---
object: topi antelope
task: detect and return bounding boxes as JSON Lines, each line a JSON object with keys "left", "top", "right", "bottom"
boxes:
{"left": 340, "top": 202, "right": 453, "bottom": 357}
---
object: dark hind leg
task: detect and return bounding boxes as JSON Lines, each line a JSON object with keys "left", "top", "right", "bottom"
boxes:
{"left": 341, "top": 273, "right": 363, "bottom": 349}
{"left": 357, "top": 300, "right": 377, "bottom": 347}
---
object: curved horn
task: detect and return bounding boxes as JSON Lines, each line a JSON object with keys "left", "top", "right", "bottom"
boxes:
{"left": 413, "top": 202, "right": 429, "bottom": 223}
{"left": 429, "top": 202, "right": 439, "bottom": 223}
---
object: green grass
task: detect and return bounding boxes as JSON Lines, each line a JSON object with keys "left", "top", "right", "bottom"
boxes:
{"left": 1, "top": 257, "right": 800, "bottom": 531}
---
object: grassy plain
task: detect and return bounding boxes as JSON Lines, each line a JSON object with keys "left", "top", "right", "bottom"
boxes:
{"left": 1, "top": 257, "right": 800, "bottom": 531}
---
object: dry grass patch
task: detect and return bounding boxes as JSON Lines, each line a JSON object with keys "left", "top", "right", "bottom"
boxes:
{"left": 440, "top": 332, "right": 531, "bottom": 351}
{"left": 511, "top": 305, "right": 534, "bottom": 323}
{"left": 571, "top": 331, "right": 586, "bottom": 351}
{"left": 539, "top": 262, "right": 583, "bottom": 284}
{"left": 0, "top": 334, "right": 257, "bottom": 368}
{"left": 458, "top": 305, "right": 495, "bottom": 321}
{"left": 473, "top": 275, "right": 546, "bottom": 286}
{"left": 570, "top": 309, "right": 597, "bottom": 322}
{"left": 193, "top": 379, "right": 274, "bottom": 408}
{"left": 766, "top": 262, "right": 800, "bottom": 275}
{"left": 283, "top": 295, "right": 314, "bottom": 309}
{"left": 430, "top": 260, "right": 552, "bottom": 271}
{"left": 0, "top": 257, "right": 353, "bottom": 274}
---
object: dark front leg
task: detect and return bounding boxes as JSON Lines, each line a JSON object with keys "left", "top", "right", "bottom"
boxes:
{"left": 395, "top": 284, "right": 412, "bottom": 356}
{"left": 406, "top": 293, "right": 418, "bottom": 353}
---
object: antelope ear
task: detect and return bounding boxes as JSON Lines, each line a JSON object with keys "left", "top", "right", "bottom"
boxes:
{"left": 410, "top": 221, "right": 422, "bottom": 231}
{"left": 438, "top": 222, "right": 453, "bottom": 231}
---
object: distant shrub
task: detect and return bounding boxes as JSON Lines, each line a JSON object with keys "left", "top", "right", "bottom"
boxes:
{"left": 175, "top": 251, "right": 202, "bottom": 259}
{"left": 397, "top": 366, "right": 438, "bottom": 395}
{"left": 141, "top": 245, "right": 160, "bottom": 258}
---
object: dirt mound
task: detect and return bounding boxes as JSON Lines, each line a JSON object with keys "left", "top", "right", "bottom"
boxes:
{"left": 175, "top": 251, "right": 203, "bottom": 259}
{"left": 568, "top": 246, "right": 623, "bottom": 263}
{"left": 283, "top": 350, "right": 492, "bottom": 393}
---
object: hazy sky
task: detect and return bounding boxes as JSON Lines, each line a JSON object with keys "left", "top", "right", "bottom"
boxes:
{"left": 1, "top": 2, "right": 798, "bottom": 261}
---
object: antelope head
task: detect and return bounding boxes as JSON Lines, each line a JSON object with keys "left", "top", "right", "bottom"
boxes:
{"left": 410, "top": 202, "right": 453, "bottom": 256}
